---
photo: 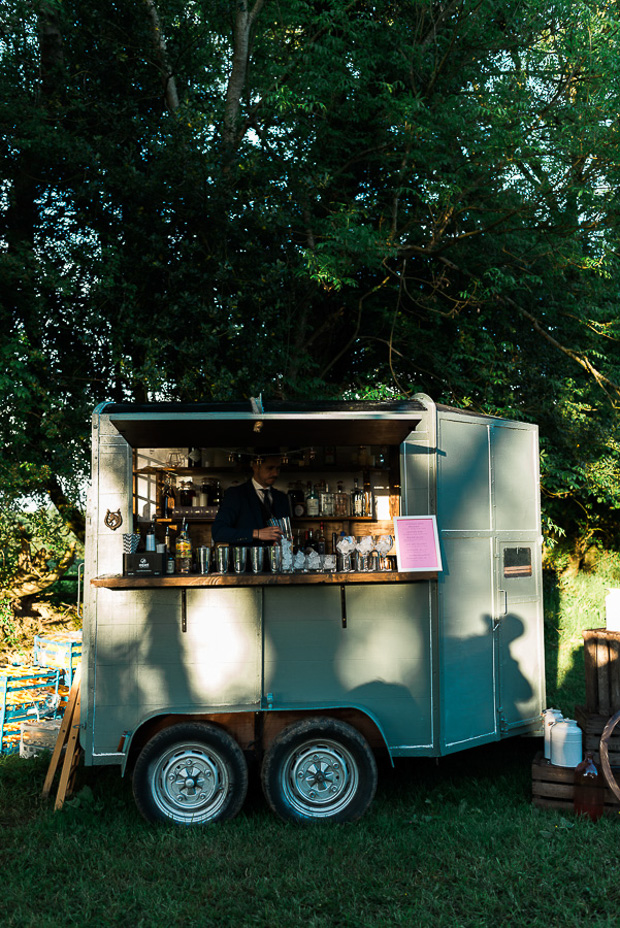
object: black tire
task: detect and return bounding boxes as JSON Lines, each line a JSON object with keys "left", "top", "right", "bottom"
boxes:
{"left": 261, "top": 717, "right": 378, "bottom": 823}
{"left": 132, "top": 722, "right": 248, "bottom": 825}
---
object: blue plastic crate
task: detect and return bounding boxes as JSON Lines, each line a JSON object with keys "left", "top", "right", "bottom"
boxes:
{"left": 0, "top": 667, "right": 61, "bottom": 755}
{"left": 33, "top": 633, "right": 82, "bottom": 688}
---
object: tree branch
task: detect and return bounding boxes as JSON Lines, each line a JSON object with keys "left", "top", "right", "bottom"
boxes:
{"left": 437, "top": 255, "right": 620, "bottom": 404}
{"left": 143, "top": 0, "right": 180, "bottom": 113}
{"left": 223, "top": 0, "right": 266, "bottom": 148}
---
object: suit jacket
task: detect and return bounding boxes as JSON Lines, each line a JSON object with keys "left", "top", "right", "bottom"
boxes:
{"left": 211, "top": 479, "right": 290, "bottom": 545}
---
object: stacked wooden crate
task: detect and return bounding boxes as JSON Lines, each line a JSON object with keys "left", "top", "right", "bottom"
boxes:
{"left": 578, "top": 627, "right": 620, "bottom": 766}
{"left": 532, "top": 751, "right": 620, "bottom": 815}
{"left": 533, "top": 628, "right": 620, "bottom": 814}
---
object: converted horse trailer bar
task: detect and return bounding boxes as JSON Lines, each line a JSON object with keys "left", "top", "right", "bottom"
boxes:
{"left": 83, "top": 395, "right": 545, "bottom": 824}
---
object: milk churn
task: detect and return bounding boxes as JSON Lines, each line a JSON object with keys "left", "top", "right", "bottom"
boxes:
{"left": 542, "top": 708, "right": 563, "bottom": 760}
{"left": 550, "top": 718, "right": 583, "bottom": 768}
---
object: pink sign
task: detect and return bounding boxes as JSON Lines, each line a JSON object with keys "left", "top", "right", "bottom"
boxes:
{"left": 394, "top": 516, "right": 443, "bottom": 572}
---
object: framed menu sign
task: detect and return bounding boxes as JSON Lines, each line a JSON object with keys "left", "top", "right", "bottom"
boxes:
{"left": 393, "top": 516, "right": 443, "bottom": 573}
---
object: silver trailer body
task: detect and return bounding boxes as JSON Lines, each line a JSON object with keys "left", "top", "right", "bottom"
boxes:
{"left": 82, "top": 396, "right": 544, "bottom": 821}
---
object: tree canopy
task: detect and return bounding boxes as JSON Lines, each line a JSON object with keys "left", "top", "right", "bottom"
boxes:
{"left": 1, "top": 0, "right": 620, "bottom": 550}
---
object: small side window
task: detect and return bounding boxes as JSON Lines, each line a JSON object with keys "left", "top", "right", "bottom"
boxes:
{"left": 504, "top": 547, "right": 532, "bottom": 578}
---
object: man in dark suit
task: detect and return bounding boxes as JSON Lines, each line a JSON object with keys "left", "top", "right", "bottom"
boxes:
{"left": 211, "top": 452, "right": 290, "bottom": 545}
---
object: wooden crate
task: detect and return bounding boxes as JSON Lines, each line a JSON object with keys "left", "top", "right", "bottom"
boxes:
{"left": 575, "top": 704, "right": 620, "bottom": 767}
{"left": 532, "top": 751, "right": 620, "bottom": 815}
{"left": 583, "top": 628, "right": 620, "bottom": 715}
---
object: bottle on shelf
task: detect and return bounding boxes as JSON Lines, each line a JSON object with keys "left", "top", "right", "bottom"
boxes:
{"left": 363, "top": 473, "right": 373, "bottom": 519}
{"left": 335, "top": 481, "right": 349, "bottom": 517}
{"left": 351, "top": 477, "right": 364, "bottom": 517}
{"left": 175, "top": 521, "right": 192, "bottom": 574}
{"left": 316, "top": 522, "right": 326, "bottom": 555}
{"left": 306, "top": 483, "right": 320, "bottom": 517}
{"left": 165, "top": 526, "right": 175, "bottom": 574}
{"left": 319, "top": 484, "right": 335, "bottom": 518}
{"left": 288, "top": 482, "right": 306, "bottom": 518}
{"left": 160, "top": 475, "right": 176, "bottom": 519}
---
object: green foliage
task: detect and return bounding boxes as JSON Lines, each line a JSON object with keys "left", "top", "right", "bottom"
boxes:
{"left": 1, "top": 0, "right": 620, "bottom": 545}
{"left": 0, "top": 504, "right": 80, "bottom": 590}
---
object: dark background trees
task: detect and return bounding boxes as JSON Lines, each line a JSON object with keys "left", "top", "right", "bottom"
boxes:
{"left": 1, "top": 0, "right": 619, "bottom": 557}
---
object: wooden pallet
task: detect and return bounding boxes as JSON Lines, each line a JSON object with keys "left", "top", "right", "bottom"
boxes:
{"left": 532, "top": 751, "right": 620, "bottom": 815}
{"left": 41, "top": 665, "right": 82, "bottom": 810}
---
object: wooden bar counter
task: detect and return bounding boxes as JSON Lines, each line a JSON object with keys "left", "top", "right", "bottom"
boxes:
{"left": 93, "top": 570, "right": 436, "bottom": 590}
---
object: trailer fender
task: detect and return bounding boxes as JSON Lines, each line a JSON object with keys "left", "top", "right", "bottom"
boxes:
{"left": 119, "top": 704, "right": 395, "bottom": 775}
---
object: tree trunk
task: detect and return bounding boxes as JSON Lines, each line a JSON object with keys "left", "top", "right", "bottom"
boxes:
{"left": 223, "top": 0, "right": 265, "bottom": 149}
{"left": 7, "top": 525, "right": 76, "bottom": 620}
{"left": 46, "top": 475, "right": 86, "bottom": 544}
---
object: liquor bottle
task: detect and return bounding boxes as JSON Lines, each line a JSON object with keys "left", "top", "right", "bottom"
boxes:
{"left": 324, "top": 446, "right": 336, "bottom": 466}
{"left": 573, "top": 752, "right": 604, "bottom": 821}
{"left": 187, "top": 447, "right": 201, "bottom": 469}
{"left": 316, "top": 522, "right": 326, "bottom": 555}
{"left": 288, "top": 482, "right": 305, "bottom": 518}
{"left": 175, "top": 521, "right": 192, "bottom": 574}
{"left": 305, "top": 529, "right": 315, "bottom": 553}
{"left": 363, "top": 473, "right": 373, "bottom": 519}
{"left": 306, "top": 483, "right": 319, "bottom": 517}
{"left": 164, "top": 526, "right": 175, "bottom": 574}
{"left": 160, "top": 475, "right": 176, "bottom": 519}
{"left": 351, "top": 477, "right": 364, "bottom": 517}
{"left": 335, "top": 481, "right": 349, "bottom": 517}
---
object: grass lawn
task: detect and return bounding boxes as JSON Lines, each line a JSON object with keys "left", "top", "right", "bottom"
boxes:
{"left": 1, "top": 560, "right": 620, "bottom": 928}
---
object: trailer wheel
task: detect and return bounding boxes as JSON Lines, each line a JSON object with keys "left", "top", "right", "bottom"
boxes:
{"left": 132, "top": 722, "right": 248, "bottom": 825}
{"left": 261, "top": 717, "right": 377, "bottom": 823}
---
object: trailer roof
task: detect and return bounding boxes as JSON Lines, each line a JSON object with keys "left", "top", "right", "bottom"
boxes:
{"left": 100, "top": 399, "right": 426, "bottom": 448}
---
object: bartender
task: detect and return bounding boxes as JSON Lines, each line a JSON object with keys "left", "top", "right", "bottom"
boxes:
{"left": 211, "top": 451, "right": 290, "bottom": 545}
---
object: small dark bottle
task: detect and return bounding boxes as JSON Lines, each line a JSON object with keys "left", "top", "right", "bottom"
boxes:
{"left": 160, "top": 476, "right": 176, "bottom": 519}
{"left": 573, "top": 751, "right": 604, "bottom": 822}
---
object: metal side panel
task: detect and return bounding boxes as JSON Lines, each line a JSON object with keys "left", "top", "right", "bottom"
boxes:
{"left": 82, "top": 410, "right": 133, "bottom": 761}
{"left": 437, "top": 417, "right": 492, "bottom": 532}
{"left": 90, "top": 587, "right": 262, "bottom": 758}
{"left": 491, "top": 422, "right": 541, "bottom": 532}
{"left": 438, "top": 535, "right": 497, "bottom": 751}
{"left": 263, "top": 583, "right": 433, "bottom": 753}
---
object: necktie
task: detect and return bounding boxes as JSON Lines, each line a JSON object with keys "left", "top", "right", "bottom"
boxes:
{"left": 261, "top": 489, "right": 272, "bottom": 516}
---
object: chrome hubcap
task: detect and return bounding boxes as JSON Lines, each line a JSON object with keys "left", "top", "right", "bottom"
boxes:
{"left": 152, "top": 743, "right": 229, "bottom": 823}
{"left": 280, "top": 739, "right": 358, "bottom": 818}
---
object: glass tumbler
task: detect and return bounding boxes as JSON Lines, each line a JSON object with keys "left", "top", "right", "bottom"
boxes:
{"left": 233, "top": 546, "right": 248, "bottom": 573}
{"left": 250, "top": 547, "right": 265, "bottom": 574}
{"left": 215, "top": 545, "right": 230, "bottom": 573}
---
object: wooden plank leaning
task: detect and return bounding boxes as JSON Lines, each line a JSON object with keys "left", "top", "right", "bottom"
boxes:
{"left": 41, "top": 663, "right": 82, "bottom": 806}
